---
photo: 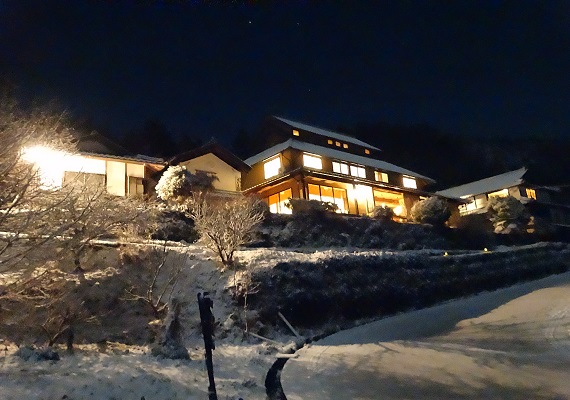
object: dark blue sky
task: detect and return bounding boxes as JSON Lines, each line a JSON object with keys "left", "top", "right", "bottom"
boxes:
{"left": 1, "top": 0, "right": 569, "bottom": 144}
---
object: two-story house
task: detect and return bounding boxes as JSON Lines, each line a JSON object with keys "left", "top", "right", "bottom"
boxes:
{"left": 241, "top": 116, "right": 439, "bottom": 219}
{"left": 436, "top": 167, "right": 570, "bottom": 228}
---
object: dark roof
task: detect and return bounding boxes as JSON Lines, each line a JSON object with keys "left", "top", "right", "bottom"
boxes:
{"left": 169, "top": 140, "right": 250, "bottom": 172}
{"left": 75, "top": 131, "right": 132, "bottom": 156}
{"left": 271, "top": 116, "right": 380, "bottom": 151}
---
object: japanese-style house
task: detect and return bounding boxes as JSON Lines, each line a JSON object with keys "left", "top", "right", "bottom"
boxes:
{"left": 241, "top": 116, "right": 442, "bottom": 219}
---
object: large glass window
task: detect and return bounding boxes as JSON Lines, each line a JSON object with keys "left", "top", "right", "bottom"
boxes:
{"left": 402, "top": 176, "right": 417, "bottom": 189}
{"left": 373, "top": 189, "right": 405, "bottom": 216}
{"left": 307, "top": 183, "right": 348, "bottom": 213}
{"left": 264, "top": 156, "right": 281, "bottom": 179}
{"left": 267, "top": 188, "right": 292, "bottom": 214}
{"left": 303, "top": 153, "right": 322, "bottom": 169}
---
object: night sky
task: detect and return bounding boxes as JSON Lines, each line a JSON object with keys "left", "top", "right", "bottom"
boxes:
{"left": 1, "top": 1, "right": 569, "bottom": 145}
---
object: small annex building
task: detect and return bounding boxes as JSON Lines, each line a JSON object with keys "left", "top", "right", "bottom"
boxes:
{"left": 22, "top": 131, "right": 165, "bottom": 197}
{"left": 241, "top": 116, "right": 446, "bottom": 220}
{"left": 436, "top": 167, "right": 570, "bottom": 229}
{"left": 169, "top": 140, "right": 251, "bottom": 194}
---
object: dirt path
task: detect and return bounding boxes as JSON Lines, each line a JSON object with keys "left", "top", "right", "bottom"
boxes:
{"left": 282, "top": 272, "right": 570, "bottom": 399}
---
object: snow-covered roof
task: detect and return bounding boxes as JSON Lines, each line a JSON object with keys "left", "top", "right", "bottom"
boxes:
{"left": 436, "top": 168, "right": 527, "bottom": 199}
{"left": 274, "top": 116, "right": 380, "bottom": 150}
{"left": 245, "top": 139, "right": 434, "bottom": 182}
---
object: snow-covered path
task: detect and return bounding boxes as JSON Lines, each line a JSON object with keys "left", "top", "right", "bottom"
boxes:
{"left": 282, "top": 272, "right": 570, "bottom": 399}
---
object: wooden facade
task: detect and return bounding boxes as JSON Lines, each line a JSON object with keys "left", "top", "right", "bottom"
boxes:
{"left": 242, "top": 117, "right": 450, "bottom": 220}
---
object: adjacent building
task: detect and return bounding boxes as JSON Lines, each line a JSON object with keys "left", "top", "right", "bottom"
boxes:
{"left": 241, "top": 116, "right": 441, "bottom": 219}
{"left": 22, "top": 131, "right": 165, "bottom": 197}
{"left": 169, "top": 140, "right": 251, "bottom": 194}
{"left": 437, "top": 167, "right": 570, "bottom": 228}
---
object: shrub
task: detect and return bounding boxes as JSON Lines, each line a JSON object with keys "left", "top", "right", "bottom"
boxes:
{"left": 156, "top": 166, "right": 216, "bottom": 203}
{"left": 487, "top": 195, "right": 530, "bottom": 234}
{"left": 285, "top": 198, "right": 338, "bottom": 217}
{"left": 411, "top": 197, "right": 451, "bottom": 226}
{"left": 371, "top": 205, "right": 395, "bottom": 221}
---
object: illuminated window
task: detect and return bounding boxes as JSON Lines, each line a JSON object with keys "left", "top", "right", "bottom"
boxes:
{"left": 267, "top": 188, "right": 292, "bottom": 214}
{"left": 292, "top": 129, "right": 300, "bottom": 136}
{"left": 327, "top": 139, "right": 333, "bottom": 145}
{"left": 307, "top": 183, "right": 348, "bottom": 213}
{"left": 364, "top": 149, "right": 370, "bottom": 155}
{"left": 350, "top": 165, "right": 366, "bottom": 178}
{"left": 373, "top": 189, "right": 406, "bottom": 217}
{"left": 488, "top": 188, "right": 508, "bottom": 198}
{"left": 264, "top": 156, "right": 281, "bottom": 179}
{"left": 402, "top": 176, "right": 417, "bottom": 189}
{"left": 332, "top": 161, "right": 349, "bottom": 175}
{"left": 343, "top": 143, "right": 348, "bottom": 149}
{"left": 374, "top": 171, "right": 389, "bottom": 183}
{"left": 526, "top": 188, "right": 536, "bottom": 200}
{"left": 303, "top": 153, "right": 322, "bottom": 169}
{"left": 335, "top": 141, "right": 341, "bottom": 147}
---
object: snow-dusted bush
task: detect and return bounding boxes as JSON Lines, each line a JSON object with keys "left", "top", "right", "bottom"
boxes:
{"left": 410, "top": 197, "right": 451, "bottom": 226}
{"left": 285, "top": 198, "right": 337, "bottom": 216}
{"left": 487, "top": 195, "right": 530, "bottom": 234}
{"left": 155, "top": 166, "right": 216, "bottom": 202}
{"left": 371, "top": 205, "right": 395, "bottom": 221}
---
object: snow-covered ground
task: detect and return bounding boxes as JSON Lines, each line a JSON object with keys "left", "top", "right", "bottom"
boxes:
{"left": 1, "top": 242, "right": 568, "bottom": 400}
{"left": 282, "top": 271, "right": 570, "bottom": 399}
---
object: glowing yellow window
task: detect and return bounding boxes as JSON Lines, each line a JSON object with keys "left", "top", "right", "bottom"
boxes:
{"left": 292, "top": 129, "right": 299, "bottom": 136}
{"left": 375, "top": 171, "right": 389, "bottom": 183}
{"left": 327, "top": 139, "right": 333, "bottom": 145}
{"left": 333, "top": 161, "right": 349, "bottom": 175}
{"left": 303, "top": 153, "right": 322, "bottom": 169}
{"left": 488, "top": 188, "right": 508, "bottom": 198}
{"left": 343, "top": 143, "right": 348, "bottom": 149}
{"left": 364, "top": 149, "right": 370, "bottom": 155}
{"left": 264, "top": 156, "right": 281, "bottom": 179}
{"left": 402, "top": 176, "right": 417, "bottom": 189}
{"left": 526, "top": 188, "right": 536, "bottom": 200}
{"left": 335, "top": 141, "right": 341, "bottom": 147}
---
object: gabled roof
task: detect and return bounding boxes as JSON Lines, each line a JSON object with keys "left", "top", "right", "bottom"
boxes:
{"left": 170, "top": 140, "right": 250, "bottom": 172}
{"left": 273, "top": 116, "right": 380, "bottom": 151}
{"left": 244, "top": 139, "right": 434, "bottom": 182}
{"left": 436, "top": 167, "right": 527, "bottom": 199}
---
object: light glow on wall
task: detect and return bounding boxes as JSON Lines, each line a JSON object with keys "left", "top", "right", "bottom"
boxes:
{"left": 21, "top": 145, "right": 106, "bottom": 188}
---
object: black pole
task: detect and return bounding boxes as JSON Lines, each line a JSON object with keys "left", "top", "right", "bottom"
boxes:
{"left": 197, "top": 292, "right": 217, "bottom": 400}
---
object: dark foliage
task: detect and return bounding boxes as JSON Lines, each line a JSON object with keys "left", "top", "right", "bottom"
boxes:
{"left": 249, "top": 243, "right": 570, "bottom": 328}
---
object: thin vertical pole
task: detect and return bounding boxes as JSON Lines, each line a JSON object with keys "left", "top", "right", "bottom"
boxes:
{"left": 197, "top": 292, "right": 217, "bottom": 400}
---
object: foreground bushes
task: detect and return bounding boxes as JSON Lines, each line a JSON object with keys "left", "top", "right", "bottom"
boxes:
{"left": 249, "top": 243, "right": 570, "bottom": 328}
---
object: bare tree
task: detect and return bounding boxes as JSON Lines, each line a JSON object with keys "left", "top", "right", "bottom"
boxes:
{"left": 123, "top": 242, "right": 189, "bottom": 319}
{"left": 186, "top": 194, "right": 264, "bottom": 267}
{"left": 0, "top": 96, "right": 151, "bottom": 346}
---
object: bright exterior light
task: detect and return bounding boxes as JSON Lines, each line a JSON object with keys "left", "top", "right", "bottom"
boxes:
{"left": 21, "top": 145, "right": 105, "bottom": 188}
{"left": 393, "top": 205, "right": 403, "bottom": 216}
{"left": 21, "top": 145, "right": 68, "bottom": 188}
{"left": 484, "top": 248, "right": 489, "bottom": 252}
{"left": 444, "top": 251, "right": 449, "bottom": 257}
